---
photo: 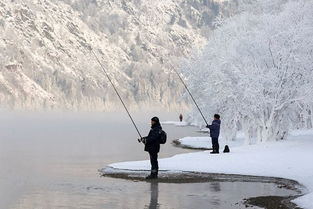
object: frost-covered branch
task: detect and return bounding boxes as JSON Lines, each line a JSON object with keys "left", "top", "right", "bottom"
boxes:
{"left": 183, "top": 0, "right": 313, "bottom": 143}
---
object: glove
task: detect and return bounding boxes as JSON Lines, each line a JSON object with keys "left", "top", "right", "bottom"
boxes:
{"left": 138, "top": 137, "right": 147, "bottom": 144}
{"left": 142, "top": 137, "right": 147, "bottom": 144}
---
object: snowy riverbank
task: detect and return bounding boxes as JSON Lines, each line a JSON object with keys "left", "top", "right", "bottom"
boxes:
{"left": 161, "top": 121, "right": 194, "bottom": 127}
{"left": 173, "top": 132, "right": 246, "bottom": 150}
{"left": 100, "top": 130, "right": 313, "bottom": 209}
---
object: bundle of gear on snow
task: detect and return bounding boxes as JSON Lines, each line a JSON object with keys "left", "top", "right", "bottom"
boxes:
{"left": 223, "top": 145, "right": 230, "bottom": 153}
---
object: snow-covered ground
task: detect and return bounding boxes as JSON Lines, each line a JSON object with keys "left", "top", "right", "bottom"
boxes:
{"left": 198, "top": 127, "right": 210, "bottom": 133}
{"left": 161, "top": 121, "right": 193, "bottom": 127}
{"left": 176, "top": 136, "right": 212, "bottom": 149}
{"left": 101, "top": 130, "right": 313, "bottom": 209}
{"left": 176, "top": 131, "right": 246, "bottom": 149}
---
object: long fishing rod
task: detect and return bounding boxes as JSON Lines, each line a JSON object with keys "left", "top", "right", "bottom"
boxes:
{"left": 90, "top": 49, "right": 143, "bottom": 139}
{"left": 172, "top": 67, "right": 209, "bottom": 126}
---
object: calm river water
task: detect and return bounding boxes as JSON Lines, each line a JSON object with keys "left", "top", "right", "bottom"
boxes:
{"left": 0, "top": 111, "right": 297, "bottom": 209}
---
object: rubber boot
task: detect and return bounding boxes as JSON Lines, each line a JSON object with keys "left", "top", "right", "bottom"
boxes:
{"left": 146, "top": 170, "right": 158, "bottom": 179}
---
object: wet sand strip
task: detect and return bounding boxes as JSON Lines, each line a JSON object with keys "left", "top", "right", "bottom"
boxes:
{"left": 244, "top": 195, "right": 303, "bottom": 209}
{"left": 172, "top": 139, "right": 212, "bottom": 150}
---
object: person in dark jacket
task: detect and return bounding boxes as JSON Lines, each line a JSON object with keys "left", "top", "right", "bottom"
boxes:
{"left": 179, "top": 114, "right": 183, "bottom": 122}
{"left": 206, "top": 114, "right": 221, "bottom": 154}
{"left": 140, "top": 117, "right": 162, "bottom": 179}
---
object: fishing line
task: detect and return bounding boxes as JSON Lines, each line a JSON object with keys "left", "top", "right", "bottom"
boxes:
{"left": 90, "top": 48, "right": 143, "bottom": 138}
{"left": 171, "top": 67, "right": 209, "bottom": 126}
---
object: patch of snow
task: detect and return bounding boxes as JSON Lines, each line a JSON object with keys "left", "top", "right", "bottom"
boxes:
{"left": 178, "top": 131, "right": 246, "bottom": 149}
{"left": 161, "top": 121, "right": 190, "bottom": 126}
{"left": 289, "top": 129, "right": 313, "bottom": 137}
{"left": 198, "top": 127, "right": 209, "bottom": 133}
{"left": 101, "top": 130, "right": 313, "bottom": 209}
{"left": 178, "top": 136, "right": 211, "bottom": 149}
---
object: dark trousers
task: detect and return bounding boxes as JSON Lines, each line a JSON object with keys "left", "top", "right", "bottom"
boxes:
{"left": 149, "top": 152, "right": 159, "bottom": 175}
{"left": 211, "top": 137, "right": 219, "bottom": 153}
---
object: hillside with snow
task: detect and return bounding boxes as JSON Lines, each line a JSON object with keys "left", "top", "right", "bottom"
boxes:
{"left": 0, "top": 0, "right": 236, "bottom": 110}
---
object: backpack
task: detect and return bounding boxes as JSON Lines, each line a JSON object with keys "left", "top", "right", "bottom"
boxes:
{"left": 158, "top": 130, "right": 167, "bottom": 144}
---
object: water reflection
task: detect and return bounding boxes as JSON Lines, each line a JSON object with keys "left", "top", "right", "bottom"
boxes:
{"left": 146, "top": 182, "right": 159, "bottom": 209}
{"left": 210, "top": 182, "right": 221, "bottom": 192}
{"left": 210, "top": 182, "right": 221, "bottom": 206}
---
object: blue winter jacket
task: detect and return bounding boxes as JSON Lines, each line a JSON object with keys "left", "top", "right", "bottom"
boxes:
{"left": 208, "top": 119, "right": 221, "bottom": 138}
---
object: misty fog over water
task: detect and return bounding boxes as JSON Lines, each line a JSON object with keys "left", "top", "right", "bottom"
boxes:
{"left": 0, "top": 111, "right": 297, "bottom": 209}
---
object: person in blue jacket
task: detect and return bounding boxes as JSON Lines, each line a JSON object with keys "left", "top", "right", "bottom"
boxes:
{"left": 206, "top": 114, "right": 221, "bottom": 154}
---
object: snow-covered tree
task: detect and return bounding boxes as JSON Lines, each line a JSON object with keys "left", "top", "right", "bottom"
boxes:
{"left": 183, "top": 0, "right": 313, "bottom": 143}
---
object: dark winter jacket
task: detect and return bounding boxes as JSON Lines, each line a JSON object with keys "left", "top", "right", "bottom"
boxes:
{"left": 208, "top": 119, "right": 221, "bottom": 138}
{"left": 144, "top": 123, "right": 161, "bottom": 153}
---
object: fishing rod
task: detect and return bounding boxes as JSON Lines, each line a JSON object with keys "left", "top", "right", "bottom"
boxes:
{"left": 90, "top": 49, "right": 143, "bottom": 139}
{"left": 171, "top": 67, "right": 209, "bottom": 126}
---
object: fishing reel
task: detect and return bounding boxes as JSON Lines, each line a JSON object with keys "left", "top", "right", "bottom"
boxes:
{"left": 138, "top": 137, "right": 146, "bottom": 144}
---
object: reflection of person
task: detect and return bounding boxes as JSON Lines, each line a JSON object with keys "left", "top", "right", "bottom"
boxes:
{"left": 179, "top": 114, "right": 183, "bottom": 122}
{"left": 209, "top": 182, "right": 221, "bottom": 206}
{"left": 210, "top": 182, "right": 221, "bottom": 192}
{"left": 140, "top": 117, "right": 162, "bottom": 179}
{"left": 206, "top": 114, "right": 221, "bottom": 154}
{"left": 148, "top": 182, "right": 159, "bottom": 209}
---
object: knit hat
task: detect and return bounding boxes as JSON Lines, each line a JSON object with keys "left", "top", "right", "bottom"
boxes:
{"left": 151, "top": 116, "right": 160, "bottom": 124}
